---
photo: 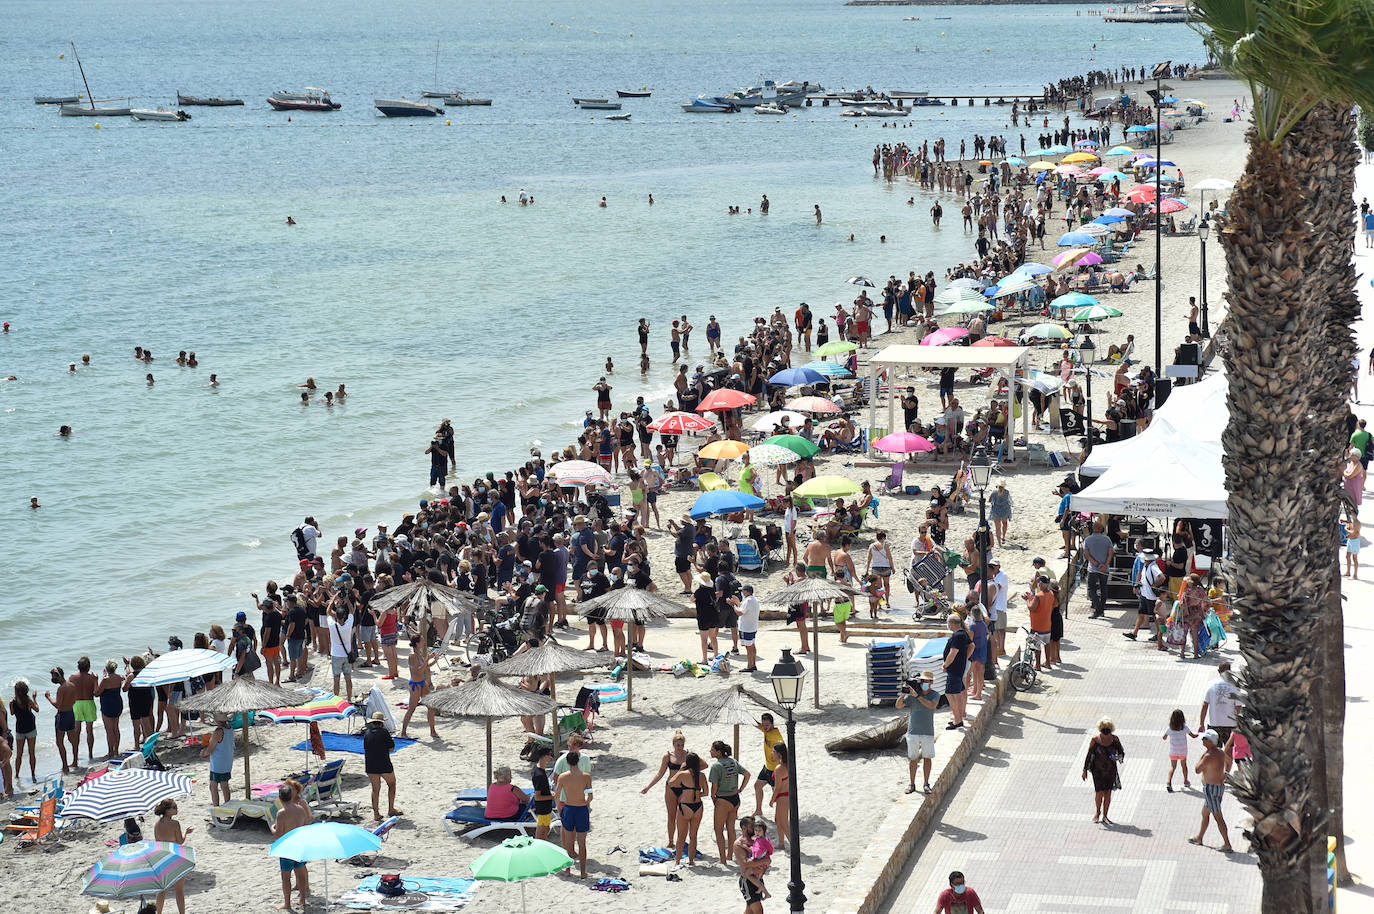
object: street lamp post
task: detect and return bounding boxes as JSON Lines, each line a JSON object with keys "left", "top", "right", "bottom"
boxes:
{"left": 970, "top": 447, "right": 993, "bottom": 594}
{"left": 1079, "top": 334, "right": 1096, "bottom": 455}
{"left": 1198, "top": 221, "right": 1210, "bottom": 337}
{"left": 1147, "top": 60, "right": 1171, "bottom": 377}
{"left": 770, "top": 649, "right": 808, "bottom": 914}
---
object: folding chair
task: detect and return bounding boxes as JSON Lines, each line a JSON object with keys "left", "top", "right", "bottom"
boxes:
{"left": 5, "top": 796, "right": 59, "bottom": 849}
{"left": 735, "top": 541, "right": 765, "bottom": 573}
{"left": 350, "top": 815, "right": 401, "bottom": 865}
{"left": 879, "top": 461, "right": 905, "bottom": 494}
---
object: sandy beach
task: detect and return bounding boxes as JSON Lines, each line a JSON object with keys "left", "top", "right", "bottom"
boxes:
{"left": 0, "top": 74, "right": 1251, "bottom": 914}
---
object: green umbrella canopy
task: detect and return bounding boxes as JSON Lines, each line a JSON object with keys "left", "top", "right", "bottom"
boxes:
{"left": 471, "top": 835, "right": 574, "bottom": 881}
{"left": 765, "top": 434, "right": 820, "bottom": 459}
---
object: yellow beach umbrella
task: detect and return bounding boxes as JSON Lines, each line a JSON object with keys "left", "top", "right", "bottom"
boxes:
{"left": 699, "top": 439, "right": 750, "bottom": 460}
{"left": 1060, "top": 151, "right": 1100, "bottom": 164}
{"left": 1028, "top": 162, "right": 1055, "bottom": 172}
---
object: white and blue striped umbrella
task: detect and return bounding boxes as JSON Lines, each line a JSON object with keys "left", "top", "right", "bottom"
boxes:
{"left": 132, "top": 648, "right": 235, "bottom": 687}
{"left": 64, "top": 769, "right": 194, "bottom": 822}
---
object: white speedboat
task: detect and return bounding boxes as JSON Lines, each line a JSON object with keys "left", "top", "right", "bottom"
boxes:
{"left": 441, "top": 94, "right": 491, "bottom": 106}
{"left": 755, "top": 103, "right": 787, "bottom": 115}
{"left": 375, "top": 98, "right": 442, "bottom": 117}
{"left": 840, "top": 106, "right": 909, "bottom": 118}
{"left": 606, "top": 112, "right": 631, "bottom": 121}
{"left": 131, "top": 108, "right": 191, "bottom": 121}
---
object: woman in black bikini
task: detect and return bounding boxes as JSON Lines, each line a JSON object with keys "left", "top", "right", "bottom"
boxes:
{"left": 669, "top": 751, "right": 707, "bottom": 865}
{"left": 641, "top": 730, "right": 702, "bottom": 848}
{"left": 10, "top": 681, "right": 39, "bottom": 786}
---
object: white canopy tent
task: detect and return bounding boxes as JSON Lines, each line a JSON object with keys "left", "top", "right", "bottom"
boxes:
{"left": 864, "top": 344, "right": 1034, "bottom": 461}
{"left": 1080, "top": 372, "right": 1227, "bottom": 477}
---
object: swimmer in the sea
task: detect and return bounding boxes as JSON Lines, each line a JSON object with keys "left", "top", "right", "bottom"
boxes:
{"left": 29, "top": 497, "right": 39, "bottom": 509}
{"left": 208, "top": 374, "right": 219, "bottom": 388}
{"left": 600, "top": 197, "right": 607, "bottom": 208}
{"left": 324, "top": 391, "right": 335, "bottom": 406}
{"left": 300, "top": 377, "right": 316, "bottom": 391}
{"left": 146, "top": 373, "right": 154, "bottom": 386}
{"left": 81, "top": 354, "right": 90, "bottom": 366}
{"left": 335, "top": 383, "right": 347, "bottom": 400}
{"left": 68, "top": 363, "right": 76, "bottom": 373}
{"left": 176, "top": 351, "right": 187, "bottom": 365}
{"left": 286, "top": 216, "right": 296, "bottom": 226}
{"left": 58, "top": 425, "right": 71, "bottom": 437}
{"left": 300, "top": 392, "right": 310, "bottom": 405}
{"left": 134, "top": 346, "right": 144, "bottom": 360}
{"left": 187, "top": 352, "right": 197, "bottom": 367}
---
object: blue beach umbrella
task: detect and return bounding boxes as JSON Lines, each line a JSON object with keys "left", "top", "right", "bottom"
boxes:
{"left": 268, "top": 822, "right": 382, "bottom": 907}
{"left": 1056, "top": 231, "right": 1097, "bottom": 247}
{"left": 802, "top": 360, "right": 851, "bottom": 377}
{"left": 1104, "top": 207, "right": 1137, "bottom": 218}
{"left": 1093, "top": 214, "right": 1126, "bottom": 225}
{"left": 1137, "top": 158, "right": 1177, "bottom": 168}
{"left": 1049, "top": 292, "right": 1100, "bottom": 311}
{"left": 1104, "top": 145, "right": 1134, "bottom": 156}
{"left": 1095, "top": 171, "right": 1132, "bottom": 183}
{"left": 1007, "top": 156, "right": 1027, "bottom": 166}
{"left": 690, "top": 490, "right": 765, "bottom": 519}
{"left": 1074, "top": 139, "right": 1099, "bottom": 147}
{"left": 1012, "top": 262, "right": 1053, "bottom": 277}
{"left": 769, "top": 367, "right": 827, "bottom": 387}
{"left": 1039, "top": 144, "right": 1072, "bottom": 155}
{"left": 1125, "top": 125, "right": 1157, "bottom": 134}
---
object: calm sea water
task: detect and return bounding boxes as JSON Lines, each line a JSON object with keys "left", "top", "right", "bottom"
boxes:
{"left": 0, "top": 0, "right": 1203, "bottom": 749}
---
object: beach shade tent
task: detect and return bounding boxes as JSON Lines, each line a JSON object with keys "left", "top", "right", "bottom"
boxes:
{"left": 814, "top": 340, "right": 858, "bottom": 357}
{"left": 971, "top": 336, "right": 1019, "bottom": 348}
{"left": 548, "top": 460, "right": 612, "bottom": 487}
{"left": 1020, "top": 323, "right": 1074, "bottom": 342}
{"left": 268, "top": 822, "right": 382, "bottom": 909}
{"left": 846, "top": 276, "right": 877, "bottom": 287}
{"left": 920, "top": 327, "right": 970, "bottom": 347}
{"left": 1080, "top": 373, "right": 1227, "bottom": 477}
{"left": 177, "top": 676, "right": 310, "bottom": 800}
{"left": 487, "top": 640, "right": 609, "bottom": 754}
{"left": 793, "top": 475, "right": 861, "bottom": 499}
{"left": 759, "top": 576, "right": 857, "bottom": 708}
{"left": 699, "top": 439, "right": 751, "bottom": 461}
{"left": 575, "top": 588, "right": 675, "bottom": 711}
{"left": 64, "top": 769, "right": 194, "bottom": 822}
{"left": 1056, "top": 231, "right": 1098, "bottom": 247}
{"left": 695, "top": 388, "right": 757, "bottom": 413}
{"left": 765, "top": 434, "right": 821, "bottom": 459}
{"left": 933, "top": 287, "right": 988, "bottom": 309}
{"left": 1069, "top": 304, "right": 1124, "bottom": 322}
{"left": 131, "top": 648, "right": 236, "bottom": 687}
{"left": 421, "top": 675, "right": 557, "bottom": 784}
{"left": 368, "top": 579, "right": 479, "bottom": 645}
{"left": 691, "top": 489, "right": 765, "bottom": 519}
{"left": 750, "top": 410, "right": 808, "bottom": 433}
{"left": 83, "top": 841, "right": 196, "bottom": 906}
{"left": 258, "top": 688, "right": 355, "bottom": 772}
{"left": 864, "top": 344, "right": 1033, "bottom": 462}
{"left": 801, "top": 360, "right": 852, "bottom": 377}
{"left": 747, "top": 443, "right": 801, "bottom": 468}
{"left": 672, "top": 683, "right": 782, "bottom": 758}
{"left": 1049, "top": 292, "right": 1101, "bottom": 311}
{"left": 471, "top": 835, "right": 575, "bottom": 914}
{"left": 785, "top": 395, "right": 841, "bottom": 414}
{"left": 768, "top": 366, "right": 829, "bottom": 387}
{"left": 648, "top": 411, "right": 716, "bottom": 435}
{"left": 872, "top": 431, "right": 935, "bottom": 455}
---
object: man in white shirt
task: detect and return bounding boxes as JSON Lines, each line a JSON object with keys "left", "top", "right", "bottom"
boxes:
{"left": 737, "top": 584, "right": 762, "bottom": 672}
{"left": 327, "top": 606, "right": 356, "bottom": 702}
{"left": 1124, "top": 549, "right": 1165, "bottom": 648}
{"left": 986, "top": 558, "right": 1010, "bottom": 668}
{"left": 1199, "top": 661, "right": 1240, "bottom": 769}
{"left": 301, "top": 517, "right": 320, "bottom": 558}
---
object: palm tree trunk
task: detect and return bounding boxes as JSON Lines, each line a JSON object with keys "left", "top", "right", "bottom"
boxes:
{"left": 1218, "top": 114, "right": 1331, "bottom": 913}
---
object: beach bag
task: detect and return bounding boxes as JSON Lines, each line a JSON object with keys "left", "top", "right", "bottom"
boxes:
{"left": 1165, "top": 622, "right": 1186, "bottom": 647}
{"left": 377, "top": 875, "right": 406, "bottom": 898}
{"left": 1196, "top": 621, "right": 1212, "bottom": 654}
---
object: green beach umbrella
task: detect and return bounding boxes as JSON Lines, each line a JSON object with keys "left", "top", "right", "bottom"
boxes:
{"left": 1069, "top": 304, "right": 1123, "bottom": 321}
{"left": 765, "top": 434, "right": 820, "bottom": 459}
{"left": 933, "top": 287, "right": 988, "bottom": 308}
{"left": 938, "top": 300, "right": 994, "bottom": 315}
{"left": 814, "top": 340, "right": 857, "bottom": 357}
{"left": 471, "top": 836, "right": 574, "bottom": 914}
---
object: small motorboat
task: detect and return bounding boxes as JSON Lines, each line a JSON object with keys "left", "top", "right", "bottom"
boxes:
{"left": 911, "top": 97, "right": 946, "bottom": 106}
{"left": 888, "top": 90, "right": 930, "bottom": 99}
{"left": 441, "top": 94, "right": 491, "bottom": 106}
{"left": 131, "top": 108, "right": 191, "bottom": 121}
{"left": 681, "top": 97, "right": 739, "bottom": 113}
{"left": 572, "top": 97, "right": 609, "bottom": 105}
{"left": 422, "top": 89, "right": 462, "bottom": 98}
{"left": 755, "top": 103, "right": 787, "bottom": 115}
{"left": 578, "top": 101, "right": 622, "bottom": 110}
{"left": 616, "top": 89, "right": 652, "bottom": 98}
{"left": 606, "top": 112, "right": 632, "bottom": 121}
{"left": 840, "top": 106, "right": 909, "bottom": 118}
{"left": 35, "top": 95, "right": 81, "bottom": 105}
{"left": 375, "top": 98, "right": 442, "bottom": 117}
{"left": 177, "top": 93, "right": 244, "bottom": 106}
{"left": 267, "top": 89, "right": 341, "bottom": 111}
{"left": 61, "top": 104, "right": 131, "bottom": 117}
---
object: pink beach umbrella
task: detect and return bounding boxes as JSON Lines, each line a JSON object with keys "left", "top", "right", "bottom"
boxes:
{"left": 785, "top": 396, "right": 841, "bottom": 415}
{"left": 648, "top": 411, "right": 716, "bottom": 434}
{"left": 920, "top": 327, "right": 969, "bottom": 347}
{"left": 872, "top": 432, "right": 936, "bottom": 454}
{"left": 1076, "top": 251, "right": 1104, "bottom": 267}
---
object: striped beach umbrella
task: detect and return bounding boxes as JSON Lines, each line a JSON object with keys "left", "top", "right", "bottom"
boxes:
{"left": 65, "top": 769, "right": 194, "bottom": 822}
{"left": 801, "top": 360, "right": 851, "bottom": 377}
{"left": 84, "top": 841, "right": 196, "bottom": 899}
{"left": 257, "top": 688, "right": 353, "bottom": 724}
{"left": 747, "top": 443, "right": 801, "bottom": 468}
{"left": 547, "top": 460, "right": 611, "bottom": 487}
{"left": 647, "top": 411, "right": 715, "bottom": 435}
{"left": 131, "top": 648, "right": 235, "bottom": 687}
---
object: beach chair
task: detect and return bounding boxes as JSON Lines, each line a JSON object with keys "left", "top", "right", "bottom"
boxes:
{"left": 5, "top": 797, "right": 59, "bottom": 850}
{"left": 304, "top": 759, "right": 347, "bottom": 811}
{"left": 523, "top": 709, "right": 587, "bottom": 747}
{"left": 350, "top": 815, "right": 401, "bottom": 865}
{"left": 443, "top": 801, "right": 554, "bottom": 840}
{"left": 832, "top": 429, "right": 867, "bottom": 455}
{"left": 879, "top": 461, "right": 905, "bottom": 495}
{"left": 208, "top": 797, "right": 284, "bottom": 830}
{"left": 566, "top": 686, "right": 601, "bottom": 736}
{"left": 735, "top": 541, "right": 765, "bottom": 573}
{"left": 698, "top": 472, "right": 728, "bottom": 492}
{"left": 110, "top": 731, "right": 166, "bottom": 772}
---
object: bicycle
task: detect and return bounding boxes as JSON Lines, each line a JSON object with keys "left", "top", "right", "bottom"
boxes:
{"left": 1009, "top": 625, "right": 1045, "bottom": 692}
{"left": 463, "top": 607, "right": 520, "bottom": 665}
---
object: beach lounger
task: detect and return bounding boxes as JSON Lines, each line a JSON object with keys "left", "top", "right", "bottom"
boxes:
{"left": 5, "top": 797, "right": 60, "bottom": 849}
{"left": 304, "top": 759, "right": 347, "bottom": 811}
{"left": 109, "top": 732, "right": 166, "bottom": 771}
{"left": 443, "top": 801, "right": 554, "bottom": 840}
{"left": 208, "top": 797, "right": 284, "bottom": 830}
{"left": 523, "top": 709, "right": 587, "bottom": 746}
{"left": 349, "top": 815, "right": 400, "bottom": 865}
{"left": 735, "top": 540, "right": 765, "bottom": 573}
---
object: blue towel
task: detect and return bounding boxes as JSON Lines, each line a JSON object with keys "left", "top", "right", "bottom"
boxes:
{"left": 291, "top": 731, "right": 418, "bottom": 755}
{"left": 340, "top": 875, "right": 477, "bottom": 911}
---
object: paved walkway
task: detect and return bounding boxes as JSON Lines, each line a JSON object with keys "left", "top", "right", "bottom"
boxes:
{"left": 878, "top": 590, "right": 1263, "bottom": 914}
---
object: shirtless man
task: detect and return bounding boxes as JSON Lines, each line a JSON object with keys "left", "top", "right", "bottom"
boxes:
{"left": 1190, "top": 729, "right": 1234, "bottom": 851}
{"left": 70, "top": 657, "right": 99, "bottom": 762}
{"left": 558, "top": 752, "right": 593, "bottom": 878}
{"left": 803, "top": 531, "right": 830, "bottom": 579}
{"left": 43, "top": 667, "right": 77, "bottom": 774}
{"left": 734, "top": 815, "right": 766, "bottom": 914}
{"left": 271, "top": 784, "right": 313, "bottom": 910}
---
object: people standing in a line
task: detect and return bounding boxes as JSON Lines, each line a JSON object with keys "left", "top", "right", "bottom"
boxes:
{"left": 93, "top": 660, "right": 124, "bottom": 759}
{"left": 152, "top": 799, "right": 192, "bottom": 914}
{"left": 1190, "top": 729, "right": 1234, "bottom": 851}
{"left": 752, "top": 713, "right": 784, "bottom": 817}
{"left": 942, "top": 614, "right": 972, "bottom": 730}
{"left": 70, "top": 657, "right": 99, "bottom": 762}
{"left": 271, "top": 783, "right": 313, "bottom": 912}
{"left": 933, "top": 871, "right": 986, "bottom": 914}
{"left": 898, "top": 670, "right": 939, "bottom": 794}
{"left": 1082, "top": 717, "right": 1125, "bottom": 825}
{"left": 364, "top": 712, "right": 402, "bottom": 822}
{"left": 1163, "top": 708, "right": 1196, "bottom": 792}
{"left": 201, "top": 715, "right": 235, "bottom": 808}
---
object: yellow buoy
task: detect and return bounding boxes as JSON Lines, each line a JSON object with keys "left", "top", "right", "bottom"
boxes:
{"left": 59, "top": 52, "right": 65, "bottom": 59}
{"left": 445, "top": 119, "right": 451, "bottom": 125}
{"left": 94, "top": 122, "right": 100, "bottom": 128}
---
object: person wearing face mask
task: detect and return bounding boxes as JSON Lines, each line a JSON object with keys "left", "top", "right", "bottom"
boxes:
{"left": 934, "top": 870, "right": 985, "bottom": 914}
{"left": 897, "top": 671, "right": 940, "bottom": 795}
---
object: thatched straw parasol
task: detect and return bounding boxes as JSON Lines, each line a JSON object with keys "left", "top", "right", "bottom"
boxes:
{"left": 178, "top": 677, "right": 310, "bottom": 800}
{"left": 422, "top": 676, "right": 557, "bottom": 785}
{"left": 369, "top": 580, "right": 478, "bottom": 643}
{"left": 577, "top": 588, "right": 679, "bottom": 711}
{"left": 759, "top": 577, "right": 856, "bottom": 709}
{"left": 672, "top": 684, "right": 782, "bottom": 757}
{"left": 486, "top": 640, "right": 609, "bottom": 753}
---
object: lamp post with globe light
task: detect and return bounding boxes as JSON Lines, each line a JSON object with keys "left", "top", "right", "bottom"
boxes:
{"left": 1198, "top": 221, "right": 1211, "bottom": 337}
{"left": 970, "top": 446, "right": 993, "bottom": 593}
{"left": 770, "top": 649, "right": 807, "bottom": 914}
{"left": 1079, "top": 334, "right": 1096, "bottom": 455}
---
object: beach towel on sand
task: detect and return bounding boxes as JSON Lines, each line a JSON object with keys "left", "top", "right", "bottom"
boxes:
{"left": 292, "top": 731, "right": 418, "bottom": 755}
{"left": 338, "top": 876, "right": 477, "bottom": 911}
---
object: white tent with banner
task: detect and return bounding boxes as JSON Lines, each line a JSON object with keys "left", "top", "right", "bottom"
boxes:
{"left": 1070, "top": 424, "right": 1227, "bottom": 518}
{"left": 1079, "top": 371, "right": 1227, "bottom": 479}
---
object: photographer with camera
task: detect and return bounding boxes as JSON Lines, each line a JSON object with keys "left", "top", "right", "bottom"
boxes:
{"left": 327, "top": 574, "right": 360, "bottom": 702}
{"left": 897, "top": 670, "right": 940, "bottom": 795}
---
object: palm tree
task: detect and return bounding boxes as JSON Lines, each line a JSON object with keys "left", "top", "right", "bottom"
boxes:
{"left": 1189, "top": 1, "right": 1374, "bottom": 908}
